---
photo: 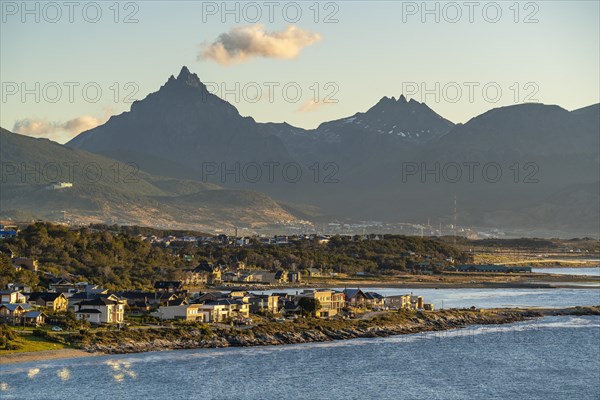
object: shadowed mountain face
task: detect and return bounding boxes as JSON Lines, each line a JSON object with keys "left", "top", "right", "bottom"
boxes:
{"left": 431, "top": 103, "right": 599, "bottom": 160}
{"left": 68, "top": 67, "right": 292, "bottom": 181}
{"left": 261, "top": 95, "right": 455, "bottom": 173}
{"left": 60, "top": 67, "right": 600, "bottom": 236}
{"left": 0, "top": 128, "right": 299, "bottom": 230}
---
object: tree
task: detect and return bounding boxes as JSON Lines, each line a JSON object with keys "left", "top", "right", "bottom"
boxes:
{"left": 0, "top": 254, "right": 16, "bottom": 287}
{"left": 298, "top": 297, "right": 321, "bottom": 316}
{"left": 15, "top": 269, "right": 39, "bottom": 288}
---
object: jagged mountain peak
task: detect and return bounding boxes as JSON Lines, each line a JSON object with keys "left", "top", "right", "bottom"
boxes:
{"left": 312, "top": 94, "right": 455, "bottom": 143}
{"left": 159, "top": 66, "right": 205, "bottom": 90}
{"left": 367, "top": 94, "right": 426, "bottom": 113}
{"left": 175, "top": 65, "right": 202, "bottom": 87}
{"left": 67, "top": 66, "right": 292, "bottom": 179}
{"left": 178, "top": 65, "right": 192, "bottom": 78}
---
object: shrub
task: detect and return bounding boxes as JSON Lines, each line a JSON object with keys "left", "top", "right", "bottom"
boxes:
{"left": 141, "top": 315, "right": 159, "bottom": 324}
{"left": 0, "top": 324, "right": 16, "bottom": 340}
{"left": 32, "top": 329, "right": 47, "bottom": 337}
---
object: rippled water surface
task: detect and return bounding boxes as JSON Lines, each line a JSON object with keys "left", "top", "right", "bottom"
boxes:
{"left": 1, "top": 316, "right": 599, "bottom": 400}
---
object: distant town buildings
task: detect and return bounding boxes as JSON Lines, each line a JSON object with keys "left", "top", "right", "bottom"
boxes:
{"left": 46, "top": 182, "right": 73, "bottom": 190}
{"left": 12, "top": 257, "right": 39, "bottom": 272}
{"left": 0, "top": 224, "right": 18, "bottom": 239}
{"left": 456, "top": 264, "right": 532, "bottom": 273}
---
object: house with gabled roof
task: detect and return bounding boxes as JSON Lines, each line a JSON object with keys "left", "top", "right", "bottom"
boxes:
{"left": 0, "top": 303, "right": 33, "bottom": 321}
{"left": 67, "top": 292, "right": 120, "bottom": 310}
{"left": 168, "top": 298, "right": 189, "bottom": 306}
{"left": 273, "top": 270, "right": 288, "bottom": 283}
{"left": 48, "top": 277, "right": 75, "bottom": 293}
{"left": 364, "top": 292, "right": 385, "bottom": 308}
{"left": 193, "top": 262, "right": 222, "bottom": 284}
{"left": 0, "top": 289, "right": 26, "bottom": 304}
{"left": 154, "top": 281, "right": 185, "bottom": 293}
{"left": 75, "top": 297, "right": 125, "bottom": 324}
{"left": 27, "top": 292, "right": 68, "bottom": 312}
{"left": 192, "top": 292, "right": 226, "bottom": 304}
{"left": 114, "top": 291, "right": 179, "bottom": 310}
{"left": 22, "top": 310, "right": 47, "bottom": 326}
{"left": 6, "top": 283, "right": 31, "bottom": 294}
{"left": 343, "top": 288, "right": 367, "bottom": 307}
{"left": 279, "top": 300, "right": 302, "bottom": 317}
{"left": 11, "top": 257, "right": 38, "bottom": 272}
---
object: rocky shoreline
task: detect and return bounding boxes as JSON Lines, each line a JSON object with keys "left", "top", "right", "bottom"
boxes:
{"left": 84, "top": 308, "right": 599, "bottom": 355}
{"left": 2, "top": 307, "right": 597, "bottom": 363}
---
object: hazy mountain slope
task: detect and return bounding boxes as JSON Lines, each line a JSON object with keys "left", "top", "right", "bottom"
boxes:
{"left": 483, "top": 182, "right": 600, "bottom": 236}
{"left": 429, "top": 103, "right": 599, "bottom": 159}
{"left": 1, "top": 128, "right": 302, "bottom": 230}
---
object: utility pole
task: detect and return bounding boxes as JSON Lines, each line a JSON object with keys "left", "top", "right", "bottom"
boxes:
{"left": 453, "top": 195, "right": 457, "bottom": 246}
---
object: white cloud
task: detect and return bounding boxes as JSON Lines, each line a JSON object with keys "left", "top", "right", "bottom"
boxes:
{"left": 298, "top": 99, "right": 334, "bottom": 113}
{"left": 199, "top": 25, "right": 321, "bottom": 65}
{"left": 62, "top": 115, "right": 102, "bottom": 134}
{"left": 12, "top": 115, "right": 104, "bottom": 143}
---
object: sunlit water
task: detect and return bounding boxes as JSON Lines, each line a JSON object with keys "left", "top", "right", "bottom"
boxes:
{"left": 532, "top": 267, "right": 600, "bottom": 277}
{"left": 1, "top": 316, "right": 598, "bottom": 400}
{"left": 256, "top": 288, "right": 600, "bottom": 309}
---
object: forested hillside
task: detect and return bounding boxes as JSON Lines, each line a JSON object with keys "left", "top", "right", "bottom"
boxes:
{"left": 0, "top": 223, "right": 469, "bottom": 290}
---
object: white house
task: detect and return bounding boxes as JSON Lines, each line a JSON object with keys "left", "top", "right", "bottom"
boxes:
{"left": 46, "top": 182, "right": 73, "bottom": 190}
{"left": 75, "top": 297, "right": 126, "bottom": 324}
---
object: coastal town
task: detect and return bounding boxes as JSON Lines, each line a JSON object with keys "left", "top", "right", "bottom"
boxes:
{"left": 1, "top": 4, "right": 598, "bottom": 397}
{"left": 0, "top": 222, "right": 597, "bottom": 356}
{"left": 0, "top": 277, "right": 433, "bottom": 328}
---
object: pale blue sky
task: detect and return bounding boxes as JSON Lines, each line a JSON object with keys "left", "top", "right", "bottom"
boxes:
{"left": 1, "top": 1, "right": 599, "bottom": 142}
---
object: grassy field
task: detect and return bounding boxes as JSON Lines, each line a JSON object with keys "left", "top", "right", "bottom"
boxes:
{"left": 472, "top": 252, "right": 599, "bottom": 266}
{"left": 0, "top": 333, "right": 71, "bottom": 354}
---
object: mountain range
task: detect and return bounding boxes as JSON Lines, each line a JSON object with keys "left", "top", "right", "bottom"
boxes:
{"left": 2, "top": 66, "right": 598, "bottom": 237}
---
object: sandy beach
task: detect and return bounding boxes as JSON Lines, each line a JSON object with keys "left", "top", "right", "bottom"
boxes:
{"left": 0, "top": 349, "right": 101, "bottom": 365}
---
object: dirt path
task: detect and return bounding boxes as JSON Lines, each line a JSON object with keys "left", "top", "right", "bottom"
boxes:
{"left": 359, "top": 311, "right": 387, "bottom": 320}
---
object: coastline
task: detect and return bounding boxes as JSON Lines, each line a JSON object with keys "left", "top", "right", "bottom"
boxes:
{"left": 3, "top": 307, "right": 597, "bottom": 365}
{"left": 217, "top": 280, "right": 600, "bottom": 292}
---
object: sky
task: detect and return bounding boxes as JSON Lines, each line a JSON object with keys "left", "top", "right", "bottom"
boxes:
{"left": 1, "top": 0, "right": 599, "bottom": 143}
